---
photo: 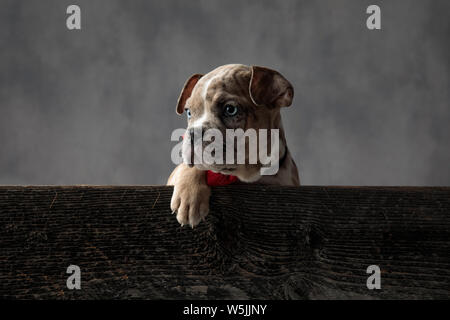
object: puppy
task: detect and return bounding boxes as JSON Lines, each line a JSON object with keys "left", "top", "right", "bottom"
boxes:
{"left": 168, "top": 64, "right": 300, "bottom": 227}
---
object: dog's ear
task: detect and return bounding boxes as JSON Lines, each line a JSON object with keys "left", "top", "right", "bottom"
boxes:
{"left": 249, "top": 66, "right": 294, "bottom": 108}
{"left": 176, "top": 74, "right": 203, "bottom": 114}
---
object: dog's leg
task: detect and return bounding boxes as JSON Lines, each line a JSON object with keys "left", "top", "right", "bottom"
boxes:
{"left": 167, "top": 164, "right": 211, "bottom": 228}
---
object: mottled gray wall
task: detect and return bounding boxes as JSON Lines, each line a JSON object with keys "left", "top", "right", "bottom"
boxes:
{"left": 0, "top": 0, "right": 449, "bottom": 185}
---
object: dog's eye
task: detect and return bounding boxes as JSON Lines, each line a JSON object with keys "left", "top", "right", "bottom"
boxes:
{"left": 224, "top": 105, "right": 238, "bottom": 117}
{"left": 185, "top": 108, "right": 192, "bottom": 119}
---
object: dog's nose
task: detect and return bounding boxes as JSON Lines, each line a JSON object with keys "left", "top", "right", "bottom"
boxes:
{"left": 187, "top": 128, "right": 197, "bottom": 167}
{"left": 188, "top": 127, "right": 207, "bottom": 142}
{"left": 188, "top": 128, "right": 195, "bottom": 142}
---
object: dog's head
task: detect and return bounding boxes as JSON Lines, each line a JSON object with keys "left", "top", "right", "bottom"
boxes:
{"left": 176, "top": 64, "right": 294, "bottom": 182}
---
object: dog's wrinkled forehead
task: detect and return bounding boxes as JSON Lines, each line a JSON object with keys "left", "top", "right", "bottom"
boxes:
{"left": 176, "top": 63, "right": 293, "bottom": 116}
{"left": 190, "top": 64, "right": 251, "bottom": 108}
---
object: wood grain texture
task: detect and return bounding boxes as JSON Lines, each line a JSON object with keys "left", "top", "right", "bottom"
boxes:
{"left": 0, "top": 186, "right": 449, "bottom": 300}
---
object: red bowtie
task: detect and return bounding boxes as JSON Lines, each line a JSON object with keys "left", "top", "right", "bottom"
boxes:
{"left": 206, "top": 170, "right": 239, "bottom": 186}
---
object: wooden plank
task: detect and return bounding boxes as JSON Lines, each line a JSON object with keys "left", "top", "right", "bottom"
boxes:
{"left": 0, "top": 186, "right": 449, "bottom": 299}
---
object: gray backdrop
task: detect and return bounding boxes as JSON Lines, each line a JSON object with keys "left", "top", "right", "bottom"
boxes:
{"left": 1, "top": 0, "right": 449, "bottom": 186}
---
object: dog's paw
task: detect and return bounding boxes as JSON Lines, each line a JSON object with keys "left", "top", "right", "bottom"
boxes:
{"left": 170, "top": 183, "right": 211, "bottom": 228}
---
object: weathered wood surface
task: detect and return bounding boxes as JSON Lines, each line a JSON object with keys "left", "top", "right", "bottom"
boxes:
{"left": 0, "top": 186, "right": 449, "bottom": 299}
